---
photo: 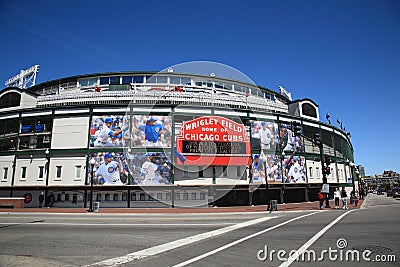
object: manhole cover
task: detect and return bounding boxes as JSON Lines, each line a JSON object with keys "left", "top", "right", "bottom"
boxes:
{"left": 352, "top": 245, "right": 393, "bottom": 253}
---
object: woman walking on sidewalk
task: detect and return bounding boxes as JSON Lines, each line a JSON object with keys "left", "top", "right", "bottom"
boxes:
{"left": 334, "top": 188, "right": 341, "bottom": 209}
{"left": 317, "top": 189, "right": 324, "bottom": 210}
{"left": 341, "top": 187, "right": 348, "bottom": 209}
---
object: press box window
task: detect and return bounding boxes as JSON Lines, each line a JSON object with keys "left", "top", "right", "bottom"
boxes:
{"left": 131, "top": 193, "right": 137, "bottom": 201}
{"left": 113, "top": 193, "right": 118, "bottom": 201}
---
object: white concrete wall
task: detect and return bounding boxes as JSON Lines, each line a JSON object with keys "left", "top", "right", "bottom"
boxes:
{"left": 48, "top": 157, "right": 86, "bottom": 186}
{"left": 0, "top": 155, "right": 14, "bottom": 186}
{"left": 14, "top": 158, "right": 47, "bottom": 186}
{"left": 306, "top": 160, "right": 322, "bottom": 183}
{"left": 51, "top": 117, "right": 89, "bottom": 149}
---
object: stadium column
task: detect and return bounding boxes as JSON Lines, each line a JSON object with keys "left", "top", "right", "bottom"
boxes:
{"left": 45, "top": 148, "right": 50, "bottom": 207}
{"left": 171, "top": 108, "right": 176, "bottom": 208}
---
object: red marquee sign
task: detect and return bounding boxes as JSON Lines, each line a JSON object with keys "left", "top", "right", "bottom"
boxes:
{"left": 176, "top": 116, "right": 251, "bottom": 166}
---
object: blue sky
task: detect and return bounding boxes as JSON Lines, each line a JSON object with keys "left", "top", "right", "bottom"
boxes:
{"left": 1, "top": 0, "right": 399, "bottom": 175}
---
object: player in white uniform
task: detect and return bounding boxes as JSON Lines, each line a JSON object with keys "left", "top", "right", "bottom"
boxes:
{"left": 95, "top": 153, "right": 123, "bottom": 185}
{"left": 141, "top": 153, "right": 164, "bottom": 185}
{"left": 288, "top": 158, "right": 305, "bottom": 183}
{"left": 259, "top": 122, "right": 273, "bottom": 150}
{"left": 94, "top": 117, "right": 123, "bottom": 147}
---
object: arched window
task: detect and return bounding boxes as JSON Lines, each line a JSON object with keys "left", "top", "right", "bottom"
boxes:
{"left": 302, "top": 103, "right": 317, "bottom": 118}
{"left": 0, "top": 92, "right": 21, "bottom": 109}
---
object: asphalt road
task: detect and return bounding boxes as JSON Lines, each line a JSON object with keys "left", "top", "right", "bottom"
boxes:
{"left": 0, "top": 194, "right": 398, "bottom": 267}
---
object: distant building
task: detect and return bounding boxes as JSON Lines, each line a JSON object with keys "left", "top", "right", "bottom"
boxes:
{"left": 356, "top": 165, "right": 365, "bottom": 178}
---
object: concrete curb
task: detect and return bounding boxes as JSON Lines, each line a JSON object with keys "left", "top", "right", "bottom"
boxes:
{"left": 360, "top": 193, "right": 370, "bottom": 209}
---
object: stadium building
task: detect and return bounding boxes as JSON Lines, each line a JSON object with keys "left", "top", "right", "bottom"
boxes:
{"left": 0, "top": 67, "right": 355, "bottom": 208}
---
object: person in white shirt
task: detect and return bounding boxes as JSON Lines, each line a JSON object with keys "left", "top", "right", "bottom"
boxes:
{"left": 334, "top": 188, "right": 341, "bottom": 209}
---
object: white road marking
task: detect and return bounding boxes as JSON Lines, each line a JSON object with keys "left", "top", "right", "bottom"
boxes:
{"left": 0, "top": 222, "right": 235, "bottom": 227}
{"left": 279, "top": 210, "right": 353, "bottom": 267}
{"left": 173, "top": 211, "right": 321, "bottom": 267}
{"left": 85, "top": 215, "right": 279, "bottom": 266}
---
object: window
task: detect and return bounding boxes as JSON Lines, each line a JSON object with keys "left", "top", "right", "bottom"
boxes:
{"left": 122, "top": 76, "right": 143, "bottom": 84}
{"left": 309, "top": 167, "right": 313, "bottom": 178}
{"left": 316, "top": 167, "right": 320, "bottom": 178}
{"left": 109, "top": 76, "right": 120, "bottom": 85}
{"left": 170, "top": 76, "right": 180, "bottom": 84}
{"left": 96, "top": 193, "right": 101, "bottom": 201}
{"left": 99, "top": 77, "right": 109, "bottom": 85}
{"left": 237, "top": 166, "right": 242, "bottom": 178}
{"left": 122, "top": 192, "right": 127, "bottom": 201}
{"left": 183, "top": 166, "right": 189, "bottom": 178}
{"left": 122, "top": 76, "right": 133, "bottom": 84}
{"left": 198, "top": 168, "right": 204, "bottom": 178}
{"left": 175, "top": 193, "right": 180, "bottom": 200}
{"left": 0, "top": 92, "right": 21, "bottom": 109}
{"left": 79, "top": 78, "right": 98, "bottom": 87}
{"left": 38, "top": 166, "right": 44, "bottom": 179}
{"left": 113, "top": 193, "right": 119, "bottom": 201}
{"left": 56, "top": 166, "right": 62, "bottom": 178}
{"left": 140, "top": 193, "right": 145, "bottom": 201}
{"left": 57, "top": 194, "right": 62, "bottom": 202}
{"left": 302, "top": 103, "right": 317, "bottom": 118}
{"left": 21, "top": 167, "right": 27, "bottom": 179}
{"left": 166, "top": 193, "right": 171, "bottom": 201}
{"left": 65, "top": 193, "right": 70, "bottom": 201}
{"left": 200, "top": 192, "right": 206, "bottom": 200}
{"left": 3, "top": 167, "right": 8, "bottom": 180}
{"left": 131, "top": 193, "right": 137, "bottom": 201}
{"left": 75, "top": 165, "right": 81, "bottom": 179}
{"left": 183, "top": 193, "right": 188, "bottom": 200}
{"left": 157, "top": 193, "right": 162, "bottom": 200}
{"left": 133, "top": 76, "right": 144, "bottom": 83}
{"left": 222, "top": 166, "right": 227, "bottom": 176}
{"left": 105, "top": 193, "right": 110, "bottom": 201}
{"left": 191, "top": 193, "right": 197, "bottom": 200}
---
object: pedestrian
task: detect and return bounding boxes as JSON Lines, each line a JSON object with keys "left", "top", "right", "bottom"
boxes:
{"left": 38, "top": 192, "right": 44, "bottom": 208}
{"left": 341, "top": 186, "right": 348, "bottom": 209}
{"left": 317, "top": 189, "right": 324, "bottom": 210}
{"left": 334, "top": 188, "right": 340, "bottom": 209}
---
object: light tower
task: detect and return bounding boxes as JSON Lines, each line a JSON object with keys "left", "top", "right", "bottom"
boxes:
{"left": 5, "top": 65, "right": 40, "bottom": 89}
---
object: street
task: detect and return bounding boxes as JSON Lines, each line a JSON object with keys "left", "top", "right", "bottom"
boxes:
{"left": 0, "top": 194, "right": 398, "bottom": 266}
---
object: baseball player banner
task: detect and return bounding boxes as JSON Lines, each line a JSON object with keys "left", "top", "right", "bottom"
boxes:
{"left": 89, "top": 115, "right": 172, "bottom": 148}
{"left": 89, "top": 151, "right": 172, "bottom": 186}
{"left": 251, "top": 121, "right": 278, "bottom": 151}
{"left": 251, "top": 154, "right": 307, "bottom": 184}
{"left": 278, "top": 123, "right": 304, "bottom": 153}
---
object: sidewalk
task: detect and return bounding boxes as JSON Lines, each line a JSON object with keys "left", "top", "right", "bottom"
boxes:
{"left": 0, "top": 199, "right": 364, "bottom": 214}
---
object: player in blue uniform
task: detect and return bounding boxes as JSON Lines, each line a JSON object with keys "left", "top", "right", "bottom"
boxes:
{"left": 138, "top": 118, "right": 164, "bottom": 147}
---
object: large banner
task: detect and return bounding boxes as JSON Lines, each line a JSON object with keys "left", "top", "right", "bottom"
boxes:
{"left": 251, "top": 121, "right": 278, "bottom": 151}
{"left": 176, "top": 116, "right": 251, "bottom": 166}
{"left": 90, "top": 115, "right": 172, "bottom": 148}
{"left": 278, "top": 123, "right": 304, "bottom": 152}
{"left": 89, "top": 151, "right": 171, "bottom": 186}
{"left": 252, "top": 153, "right": 307, "bottom": 184}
